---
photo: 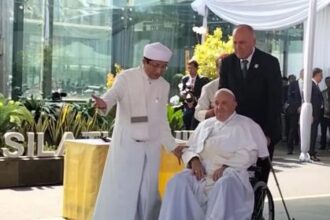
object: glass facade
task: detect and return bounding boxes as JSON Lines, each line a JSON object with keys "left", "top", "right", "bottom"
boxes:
{"left": 0, "top": 0, "right": 304, "bottom": 101}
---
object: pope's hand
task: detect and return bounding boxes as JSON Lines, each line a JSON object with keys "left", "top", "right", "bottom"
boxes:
{"left": 92, "top": 94, "right": 107, "bottom": 110}
{"left": 190, "top": 158, "right": 205, "bottom": 180}
{"left": 212, "top": 165, "right": 227, "bottom": 181}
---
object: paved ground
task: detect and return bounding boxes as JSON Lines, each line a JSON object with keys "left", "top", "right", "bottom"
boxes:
{"left": 1, "top": 142, "right": 330, "bottom": 220}
{"left": 268, "top": 144, "right": 330, "bottom": 220}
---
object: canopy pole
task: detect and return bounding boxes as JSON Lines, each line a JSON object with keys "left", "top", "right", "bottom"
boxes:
{"left": 201, "top": 7, "right": 208, "bottom": 43}
{"left": 299, "top": 0, "right": 317, "bottom": 162}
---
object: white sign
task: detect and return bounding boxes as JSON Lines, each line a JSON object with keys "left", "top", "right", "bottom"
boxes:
{"left": 1, "top": 131, "right": 109, "bottom": 158}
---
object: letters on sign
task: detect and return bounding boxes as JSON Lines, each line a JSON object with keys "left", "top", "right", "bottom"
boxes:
{"left": 1, "top": 131, "right": 109, "bottom": 158}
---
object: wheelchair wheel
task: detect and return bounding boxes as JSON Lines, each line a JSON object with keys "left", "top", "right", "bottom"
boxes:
{"left": 252, "top": 181, "right": 275, "bottom": 220}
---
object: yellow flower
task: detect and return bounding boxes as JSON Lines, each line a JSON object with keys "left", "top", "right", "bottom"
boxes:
{"left": 106, "top": 63, "right": 124, "bottom": 88}
{"left": 193, "top": 27, "right": 234, "bottom": 79}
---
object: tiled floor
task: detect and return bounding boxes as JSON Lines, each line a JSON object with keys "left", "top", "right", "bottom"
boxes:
{"left": 1, "top": 142, "right": 330, "bottom": 220}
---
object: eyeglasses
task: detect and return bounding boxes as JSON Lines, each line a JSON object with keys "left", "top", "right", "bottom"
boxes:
{"left": 148, "top": 61, "right": 168, "bottom": 70}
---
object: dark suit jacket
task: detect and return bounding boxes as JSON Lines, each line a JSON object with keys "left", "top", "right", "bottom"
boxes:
{"left": 311, "top": 81, "right": 323, "bottom": 120}
{"left": 181, "top": 75, "right": 209, "bottom": 99}
{"left": 219, "top": 48, "right": 282, "bottom": 143}
{"left": 286, "top": 80, "right": 302, "bottom": 114}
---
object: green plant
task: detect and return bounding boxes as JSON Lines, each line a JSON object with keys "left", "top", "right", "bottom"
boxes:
{"left": 0, "top": 94, "right": 34, "bottom": 155}
{"left": 0, "top": 95, "right": 34, "bottom": 132}
{"left": 18, "top": 97, "right": 115, "bottom": 150}
{"left": 167, "top": 104, "right": 183, "bottom": 132}
{"left": 45, "top": 102, "right": 115, "bottom": 146}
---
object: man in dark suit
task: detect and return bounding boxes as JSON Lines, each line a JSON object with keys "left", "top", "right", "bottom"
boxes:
{"left": 180, "top": 59, "right": 209, "bottom": 129}
{"left": 320, "top": 76, "right": 330, "bottom": 150}
{"left": 219, "top": 24, "right": 282, "bottom": 183}
{"left": 310, "top": 67, "right": 323, "bottom": 161}
{"left": 286, "top": 76, "right": 302, "bottom": 154}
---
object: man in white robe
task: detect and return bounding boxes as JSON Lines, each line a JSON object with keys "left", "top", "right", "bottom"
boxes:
{"left": 159, "top": 88, "right": 269, "bottom": 220}
{"left": 92, "top": 42, "right": 184, "bottom": 220}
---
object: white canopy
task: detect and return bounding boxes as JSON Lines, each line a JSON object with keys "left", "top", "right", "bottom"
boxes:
{"left": 191, "top": 0, "right": 330, "bottom": 30}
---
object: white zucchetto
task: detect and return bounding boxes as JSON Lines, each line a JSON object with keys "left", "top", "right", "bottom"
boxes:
{"left": 143, "top": 42, "right": 173, "bottom": 62}
{"left": 217, "top": 88, "right": 236, "bottom": 99}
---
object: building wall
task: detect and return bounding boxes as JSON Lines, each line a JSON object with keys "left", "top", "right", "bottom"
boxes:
{"left": 0, "top": 0, "right": 304, "bottom": 99}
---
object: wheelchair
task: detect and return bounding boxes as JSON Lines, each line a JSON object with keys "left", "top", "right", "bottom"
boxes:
{"left": 248, "top": 164, "right": 275, "bottom": 220}
{"left": 174, "top": 131, "right": 293, "bottom": 220}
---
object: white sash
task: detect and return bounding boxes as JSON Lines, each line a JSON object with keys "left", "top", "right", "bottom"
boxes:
{"left": 127, "top": 68, "right": 150, "bottom": 141}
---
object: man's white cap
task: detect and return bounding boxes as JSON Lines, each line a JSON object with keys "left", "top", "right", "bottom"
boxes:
{"left": 143, "top": 42, "right": 173, "bottom": 62}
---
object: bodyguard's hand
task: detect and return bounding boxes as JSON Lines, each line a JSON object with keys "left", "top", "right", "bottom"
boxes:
{"left": 92, "top": 94, "right": 107, "bottom": 110}
{"left": 172, "top": 145, "right": 188, "bottom": 165}
{"left": 190, "top": 157, "right": 205, "bottom": 180}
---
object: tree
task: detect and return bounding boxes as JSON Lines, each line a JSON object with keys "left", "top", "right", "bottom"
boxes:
{"left": 193, "top": 28, "right": 234, "bottom": 79}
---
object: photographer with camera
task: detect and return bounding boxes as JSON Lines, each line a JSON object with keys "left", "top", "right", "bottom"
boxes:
{"left": 180, "top": 59, "right": 209, "bottom": 130}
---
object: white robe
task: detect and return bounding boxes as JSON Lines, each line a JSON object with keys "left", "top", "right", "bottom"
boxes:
{"left": 194, "top": 78, "right": 219, "bottom": 122}
{"left": 159, "top": 113, "right": 268, "bottom": 220}
{"left": 93, "top": 66, "right": 176, "bottom": 220}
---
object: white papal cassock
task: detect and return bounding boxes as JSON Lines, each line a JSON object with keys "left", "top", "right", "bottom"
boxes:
{"left": 159, "top": 112, "right": 268, "bottom": 220}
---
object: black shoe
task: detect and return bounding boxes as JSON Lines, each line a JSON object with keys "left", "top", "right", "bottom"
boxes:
{"left": 310, "top": 155, "right": 321, "bottom": 161}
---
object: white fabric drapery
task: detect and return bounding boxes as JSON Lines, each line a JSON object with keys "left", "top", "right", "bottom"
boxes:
{"left": 300, "top": 0, "right": 318, "bottom": 161}
{"left": 191, "top": 0, "right": 330, "bottom": 30}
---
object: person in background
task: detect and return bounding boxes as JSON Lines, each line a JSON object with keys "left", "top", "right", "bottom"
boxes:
{"left": 180, "top": 59, "right": 209, "bottom": 129}
{"left": 159, "top": 89, "right": 268, "bottom": 220}
{"left": 286, "top": 74, "right": 301, "bottom": 154}
{"left": 309, "top": 67, "right": 323, "bottom": 161}
{"left": 92, "top": 42, "right": 185, "bottom": 220}
{"left": 219, "top": 24, "right": 282, "bottom": 183}
{"left": 281, "top": 76, "right": 289, "bottom": 141}
{"left": 320, "top": 76, "right": 330, "bottom": 150}
{"left": 194, "top": 53, "right": 229, "bottom": 122}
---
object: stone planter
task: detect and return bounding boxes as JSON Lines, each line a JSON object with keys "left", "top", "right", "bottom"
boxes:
{"left": 0, "top": 157, "right": 63, "bottom": 188}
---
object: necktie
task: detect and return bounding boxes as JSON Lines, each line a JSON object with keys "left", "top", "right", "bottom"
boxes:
{"left": 241, "top": 60, "right": 248, "bottom": 79}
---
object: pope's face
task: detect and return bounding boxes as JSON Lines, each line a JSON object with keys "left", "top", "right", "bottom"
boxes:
{"left": 233, "top": 27, "right": 256, "bottom": 59}
{"left": 143, "top": 59, "right": 168, "bottom": 79}
{"left": 214, "top": 91, "right": 237, "bottom": 122}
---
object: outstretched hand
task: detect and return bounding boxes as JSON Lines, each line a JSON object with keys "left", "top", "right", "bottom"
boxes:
{"left": 91, "top": 94, "right": 107, "bottom": 110}
{"left": 172, "top": 145, "right": 188, "bottom": 165}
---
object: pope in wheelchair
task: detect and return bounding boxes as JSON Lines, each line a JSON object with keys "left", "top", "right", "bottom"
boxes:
{"left": 159, "top": 88, "right": 269, "bottom": 220}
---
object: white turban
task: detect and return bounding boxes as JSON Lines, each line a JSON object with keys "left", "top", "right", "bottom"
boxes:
{"left": 143, "top": 42, "right": 172, "bottom": 62}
